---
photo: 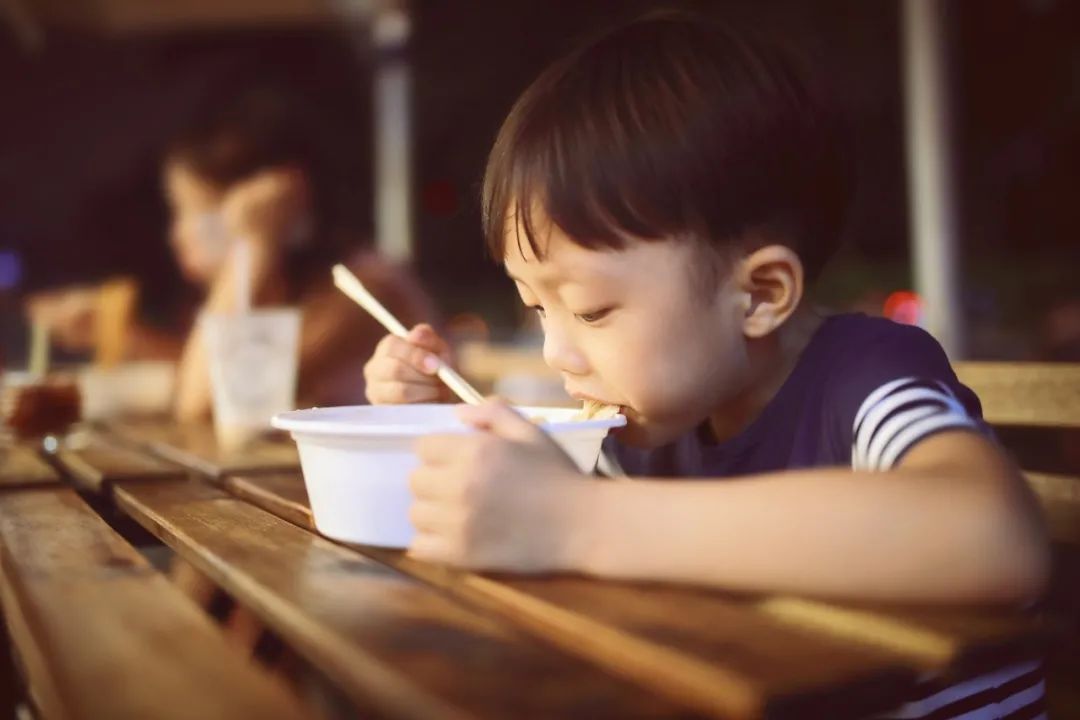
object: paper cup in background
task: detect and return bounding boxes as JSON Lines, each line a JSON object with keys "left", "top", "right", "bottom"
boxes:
{"left": 204, "top": 308, "right": 301, "bottom": 450}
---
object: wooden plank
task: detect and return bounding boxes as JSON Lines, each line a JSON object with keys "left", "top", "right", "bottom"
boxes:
{"left": 952, "top": 361, "right": 1080, "bottom": 544}
{"left": 47, "top": 432, "right": 185, "bottom": 494}
{"left": 219, "top": 473, "right": 920, "bottom": 718}
{"left": 113, "top": 480, "right": 690, "bottom": 720}
{"left": 954, "top": 361, "right": 1080, "bottom": 428}
{"left": 224, "top": 472, "right": 312, "bottom": 530}
{"left": 756, "top": 597, "right": 1049, "bottom": 670}
{"left": 0, "top": 487, "right": 309, "bottom": 720}
{"left": 106, "top": 420, "right": 298, "bottom": 479}
{"left": 0, "top": 445, "right": 59, "bottom": 489}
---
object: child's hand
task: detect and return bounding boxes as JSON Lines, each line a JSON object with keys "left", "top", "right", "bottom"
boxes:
{"left": 221, "top": 167, "right": 310, "bottom": 247}
{"left": 364, "top": 324, "right": 454, "bottom": 404}
{"left": 408, "top": 399, "right": 594, "bottom": 572}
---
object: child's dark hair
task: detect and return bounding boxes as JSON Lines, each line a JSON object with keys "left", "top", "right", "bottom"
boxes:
{"left": 165, "top": 85, "right": 317, "bottom": 191}
{"left": 165, "top": 84, "right": 346, "bottom": 295}
{"left": 481, "top": 11, "right": 852, "bottom": 284}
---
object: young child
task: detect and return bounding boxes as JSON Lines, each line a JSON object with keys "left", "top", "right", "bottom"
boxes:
{"left": 363, "top": 13, "right": 1050, "bottom": 718}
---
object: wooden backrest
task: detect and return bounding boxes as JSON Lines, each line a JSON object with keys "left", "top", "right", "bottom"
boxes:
{"left": 953, "top": 362, "right": 1080, "bottom": 429}
{"left": 954, "top": 362, "right": 1080, "bottom": 547}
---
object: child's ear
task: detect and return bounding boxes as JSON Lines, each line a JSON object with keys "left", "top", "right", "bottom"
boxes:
{"left": 735, "top": 245, "right": 804, "bottom": 339}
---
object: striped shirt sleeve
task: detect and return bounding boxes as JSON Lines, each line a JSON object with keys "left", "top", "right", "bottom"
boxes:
{"left": 874, "top": 658, "right": 1046, "bottom": 719}
{"left": 851, "top": 376, "right": 980, "bottom": 471}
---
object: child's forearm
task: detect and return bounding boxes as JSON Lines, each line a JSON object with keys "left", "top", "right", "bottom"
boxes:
{"left": 575, "top": 466, "right": 1048, "bottom": 604}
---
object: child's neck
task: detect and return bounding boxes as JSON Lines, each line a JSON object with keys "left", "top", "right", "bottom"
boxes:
{"left": 707, "top": 306, "right": 824, "bottom": 443}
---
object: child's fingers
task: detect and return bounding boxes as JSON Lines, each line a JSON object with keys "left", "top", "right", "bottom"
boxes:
{"left": 456, "top": 399, "right": 542, "bottom": 443}
{"left": 366, "top": 379, "right": 445, "bottom": 405}
{"left": 408, "top": 533, "right": 454, "bottom": 564}
{"left": 375, "top": 334, "right": 442, "bottom": 376}
{"left": 364, "top": 356, "right": 435, "bottom": 387}
{"left": 408, "top": 501, "right": 451, "bottom": 534}
{"left": 406, "top": 324, "right": 451, "bottom": 357}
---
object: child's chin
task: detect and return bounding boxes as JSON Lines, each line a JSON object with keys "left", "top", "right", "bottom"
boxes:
{"left": 612, "top": 416, "right": 680, "bottom": 449}
{"left": 614, "top": 407, "right": 708, "bottom": 448}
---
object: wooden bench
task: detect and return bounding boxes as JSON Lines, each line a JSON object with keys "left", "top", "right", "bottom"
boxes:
{"left": 0, "top": 472, "right": 308, "bottom": 719}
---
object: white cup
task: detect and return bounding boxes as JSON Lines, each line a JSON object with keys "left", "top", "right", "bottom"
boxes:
{"left": 272, "top": 404, "right": 626, "bottom": 547}
{"left": 203, "top": 308, "right": 301, "bottom": 450}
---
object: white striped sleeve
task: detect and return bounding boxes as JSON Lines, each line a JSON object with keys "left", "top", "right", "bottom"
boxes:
{"left": 851, "top": 377, "right": 978, "bottom": 471}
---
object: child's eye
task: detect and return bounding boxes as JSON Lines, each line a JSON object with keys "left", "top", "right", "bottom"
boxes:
{"left": 576, "top": 308, "right": 612, "bottom": 324}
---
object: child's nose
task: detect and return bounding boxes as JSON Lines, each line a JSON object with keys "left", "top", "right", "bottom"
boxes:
{"left": 542, "top": 323, "right": 589, "bottom": 376}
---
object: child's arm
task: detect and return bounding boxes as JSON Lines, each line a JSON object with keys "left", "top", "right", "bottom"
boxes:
{"left": 578, "top": 430, "right": 1049, "bottom": 604}
{"left": 408, "top": 401, "right": 1050, "bottom": 606}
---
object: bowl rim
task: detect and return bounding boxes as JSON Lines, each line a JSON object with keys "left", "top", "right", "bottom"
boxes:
{"left": 271, "top": 404, "right": 626, "bottom": 437}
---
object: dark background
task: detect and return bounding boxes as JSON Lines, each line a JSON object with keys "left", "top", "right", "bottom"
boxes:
{"left": 1, "top": 0, "right": 1078, "bottom": 359}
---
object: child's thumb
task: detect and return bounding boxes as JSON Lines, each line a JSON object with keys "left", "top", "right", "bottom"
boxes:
{"left": 456, "top": 398, "right": 539, "bottom": 443}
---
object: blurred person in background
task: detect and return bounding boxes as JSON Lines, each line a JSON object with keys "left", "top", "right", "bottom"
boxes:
{"left": 25, "top": 84, "right": 435, "bottom": 420}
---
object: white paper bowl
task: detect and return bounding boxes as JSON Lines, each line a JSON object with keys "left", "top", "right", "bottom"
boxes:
{"left": 272, "top": 404, "right": 625, "bottom": 547}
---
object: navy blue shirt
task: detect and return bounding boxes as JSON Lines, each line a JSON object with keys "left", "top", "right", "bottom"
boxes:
{"left": 605, "top": 313, "right": 988, "bottom": 478}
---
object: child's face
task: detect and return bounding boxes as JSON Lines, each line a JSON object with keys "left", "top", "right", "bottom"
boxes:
{"left": 505, "top": 220, "right": 752, "bottom": 448}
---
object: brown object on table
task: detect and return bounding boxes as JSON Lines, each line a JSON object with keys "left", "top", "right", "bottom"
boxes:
{"left": 2, "top": 376, "right": 81, "bottom": 439}
{"left": 0, "top": 486, "right": 308, "bottom": 720}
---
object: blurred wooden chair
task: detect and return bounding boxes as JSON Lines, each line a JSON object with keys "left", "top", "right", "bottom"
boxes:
{"left": 955, "top": 362, "right": 1080, "bottom": 713}
{"left": 954, "top": 362, "right": 1080, "bottom": 546}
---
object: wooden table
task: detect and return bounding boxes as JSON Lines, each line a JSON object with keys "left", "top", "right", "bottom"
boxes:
{"left": 0, "top": 422, "right": 1054, "bottom": 719}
